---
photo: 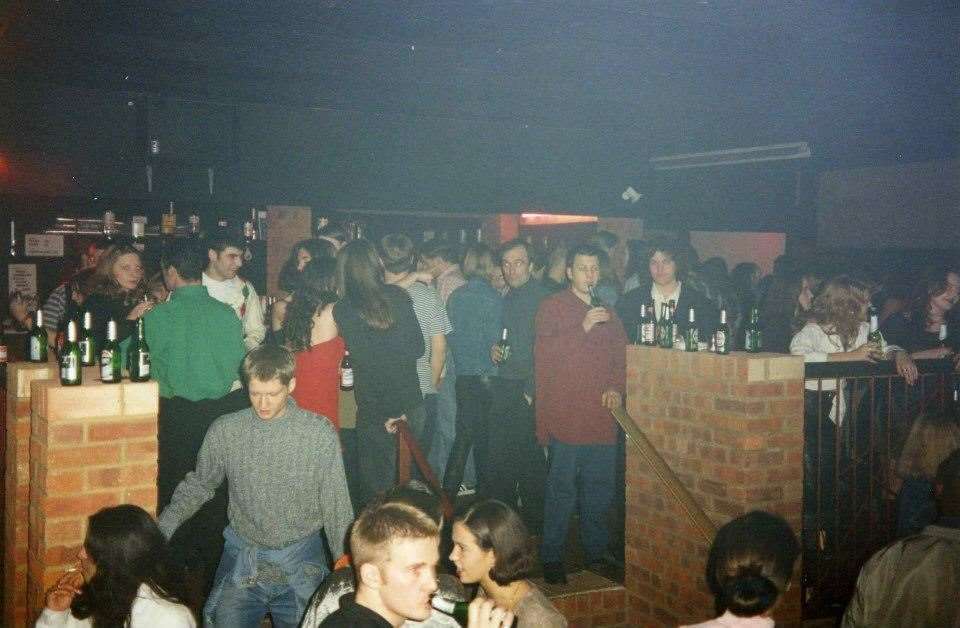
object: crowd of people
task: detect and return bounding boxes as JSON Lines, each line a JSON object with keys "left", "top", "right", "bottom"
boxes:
{"left": 8, "top": 224, "right": 960, "bottom": 627}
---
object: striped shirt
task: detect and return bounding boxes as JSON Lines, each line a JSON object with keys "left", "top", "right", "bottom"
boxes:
{"left": 404, "top": 282, "right": 452, "bottom": 395}
{"left": 41, "top": 284, "right": 69, "bottom": 331}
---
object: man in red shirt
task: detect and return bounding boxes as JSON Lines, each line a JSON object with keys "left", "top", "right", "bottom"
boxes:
{"left": 534, "top": 243, "right": 627, "bottom": 584}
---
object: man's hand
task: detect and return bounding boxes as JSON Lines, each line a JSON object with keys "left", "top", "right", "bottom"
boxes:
{"left": 9, "top": 292, "right": 30, "bottom": 328}
{"left": 126, "top": 300, "right": 154, "bottom": 320}
{"left": 601, "top": 389, "right": 622, "bottom": 410}
{"left": 582, "top": 307, "right": 611, "bottom": 333}
{"left": 894, "top": 351, "right": 919, "bottom": 386}
{"left": 848, "top": 342, "right": 882, "bottom": 363}
{"left": 490, "top": 344, "right": 504, "bottom": 364}
{"left": 45, "top": 569, "right": 83, "bottom": 613}
{"left": 385, "top": 415, "right": 408, "bottom": 433}
{"left": 467, "top": 599, "right": 515, "bottom": 628}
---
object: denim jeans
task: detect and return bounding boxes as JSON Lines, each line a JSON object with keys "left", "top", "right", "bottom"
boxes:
{"left": 206, "top": 527, "right": 330, "bottom": 628}
{"left": 541, "top": 440, "right": 616, "bottom": 564}
{"left": 428, "top": 352, "right": 461, "bottom": 483}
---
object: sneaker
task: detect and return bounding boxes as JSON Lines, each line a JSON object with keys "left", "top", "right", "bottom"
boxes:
{"left": 457, "top": 484, "right": 476, "bottom": 497}
{"left": 542, "top": 561, "right": 567, "bottom": 585}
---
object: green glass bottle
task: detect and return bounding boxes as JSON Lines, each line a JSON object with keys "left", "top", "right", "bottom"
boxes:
{"left": 28, "top": 309, "right": 48, "bottom": 362}
{"left": 713, "top": 308, "right": 731, "bottom": 355}
{"left": 100, "top": 319, "right": 122, "bottom": 383}
{"left": 431, "top": 597, "right": 469, "bottom": 626}
{"left": 685, "top": 307, "right": 699, "bottom": 352}
{"left": 59, "top": 320, "right": 82, "bottom": 386}
{"left": 657, "top": 303, "right": 674, "bottom": 349}
{"left": 127, "top": 318, "right": 151, "bottom": 382}
{"left": 496, "top": 327, "right": 511, "bottom": 364}
{"left": 867, "top": 306, "right": 885, "bottom": 350}
{"left": 640, "top": 303, "right": 656, "bottom": 346}
{"left": 744, "top": 307, "right": 762, "bottom": 353}
{"left": 78, "top": 311, "right": 96, "bottom": 366}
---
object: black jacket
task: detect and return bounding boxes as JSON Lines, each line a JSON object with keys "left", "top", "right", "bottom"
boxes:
{"left": 617, "top": 282, "right": 719, "bottom": 343}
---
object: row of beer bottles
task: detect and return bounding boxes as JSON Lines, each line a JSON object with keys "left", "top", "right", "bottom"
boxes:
{"left": 633, "top": 303, "right": 763, "bottom": 354}
{"left": 28, "top": 311, "right": 150, "bottom": 386}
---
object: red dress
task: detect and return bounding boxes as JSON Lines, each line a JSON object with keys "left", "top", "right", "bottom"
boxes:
{"left": 292, "top": 336, "right": 346, "bottom": 429}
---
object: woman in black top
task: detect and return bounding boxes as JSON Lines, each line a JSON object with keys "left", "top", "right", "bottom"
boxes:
{"left": 64, "top": 243, "right": 151, "bottom": 350}
{"left": 333, "top": 240, "right": 425, "bottom": 507}
{"left": 881, "top": 272, "right": 959, "bottom": 360}
{"left": 757, "top": 271, "right": 817, "bottom": 354}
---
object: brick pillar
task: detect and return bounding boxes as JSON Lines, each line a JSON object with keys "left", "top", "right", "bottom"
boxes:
{"left": 4, "top": 361, "right": 55, "bottom": 628}
{"left": 624, "top": 347, "right": 805, "bottom": 627}
{"left": 26, "top": 372, "right": 159, "bottom": 623}
{"left": 266, "top": 205, "right": 312, "bottom": 296}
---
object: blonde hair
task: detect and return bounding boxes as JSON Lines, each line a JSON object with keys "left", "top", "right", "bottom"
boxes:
{"left": 809, "top": 276, "right": 870, "bottom": 351}
{"left": 461, "top": 243, "right": 495, "bottom": 281}
{"left": 898, "top": 411, "right": 960, "bottom": 480}
{"left": 351, "top": 501, "right": 439, "bottom": 569}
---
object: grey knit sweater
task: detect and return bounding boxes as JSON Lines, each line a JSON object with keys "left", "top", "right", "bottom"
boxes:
{"left": 158, "top": 400, "right": 353, "bottom": 555}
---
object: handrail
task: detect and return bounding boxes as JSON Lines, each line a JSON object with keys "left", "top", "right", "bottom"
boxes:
{"left": 803, "top": 357, "right": 953, "bottom": 379}
{"left": 395, "top": 421, "right": 455, "bottom": 521}
{"left": 610, "top": 406, "right": 716, "bottom": 543}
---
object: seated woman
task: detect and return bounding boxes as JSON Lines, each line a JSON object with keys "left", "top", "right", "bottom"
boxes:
{"left": 681, "top": 511, "right": 799, "bottom": 627}
{"left": 881, "top": 270, "right": 960, "bottom": 360}
{"left": 449, "top": 500, "right": 567, "bottom": 628}
{"left": 36, "top": 504, "right": 195, "bottom": 627}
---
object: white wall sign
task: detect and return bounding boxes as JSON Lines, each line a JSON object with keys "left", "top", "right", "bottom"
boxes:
{"left": 8, "top": 263, "right": 38, "bottom": 305}
{"left": 24, "top": 233, "right": 65, "bottom": 257}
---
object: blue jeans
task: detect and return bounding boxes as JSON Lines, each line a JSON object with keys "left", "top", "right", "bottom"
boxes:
{"left": 428, "top": 354, "right": 461, "bottom": 483}
{"left": 541, "top": 440, "right": 616, "bottom": 564}
{"left": 206, "top": 527, "right": 330, "bottom": 628}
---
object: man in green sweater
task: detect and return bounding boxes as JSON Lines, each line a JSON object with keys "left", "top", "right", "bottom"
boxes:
{"left": 159, "top": 345, "right": 354, "bottom": 628}
{"left": 146, "top": 237, "right": 249, "bottom": 590}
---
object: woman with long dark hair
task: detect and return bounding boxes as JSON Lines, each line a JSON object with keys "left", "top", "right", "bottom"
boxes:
{"left": 881, "top": 269, "right": 960, "bottom": 360}
{"left": 757, "top": 271, "right": 818, "bottom": 353}
{"left": 284, "top": 257, "right": 345, "bottom": 429}
{"left": 332, "top": 239, "right": 425, "bottom": 507}
{"left": 270, "top": 239, "right": 338, "bottom": 342}
{"left": 449, "top": 500, "right": 566, "bottom": 627}
{"left": 37, "top": 505, "right": 195, "bottom": 627}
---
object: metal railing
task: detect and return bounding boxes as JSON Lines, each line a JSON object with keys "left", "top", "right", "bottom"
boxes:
{"left": 800, "top": 358, "right": 956, "bottom": 619}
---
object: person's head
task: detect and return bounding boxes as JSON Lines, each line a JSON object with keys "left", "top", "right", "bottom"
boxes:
{"left": 316, "top": 223, "right": 347, "bottom": 252}
{"left": 624, "top": 239, "right": 649, "bottom": 281}
{"left": 461, "top": 243, "right": 497, "bottom": 282}
{"left": 546, "top": 243, "right": 569, "bottom": 284}
{"left": 87, "top": 244, "right": 145, "bottom": 299}
{"left": 145, "top": 272, "right": 169, "bottom": 303}
{"left": 379, "top": 233, "right": 419, "bottom": 276}
{"left": 645, "top": 238, "right": 687, "bottom": 288}
{"left": 420, "top": 240, "right": 461, "bottom": 278}
{"left": 898, "top": 410, "right": 960, "bottom": 481}
{"left": 565, "top": 244, "right": 603, "bottom": 298}
{"left": 337, "top": 239, "right": 394, "bottom": 330}
{"left": 71, "top": 505, "right": 185, "bottom": 626}
{"left": 498, "top": 239, "right": 534, "bottom": 290}
{"left": 282, "top": 257, "right": 340, "bottom": 352}
{"left": 809, "top": 276, "right": 871, "bottom": 350}
{"left": 731, "top": 263, "right": 761, "bottom": 293}
{"left": 295, "top": 238, "right": 337, "bottom": 271}
{"left": 241, "top": 345, "right": 296, "bottom": 421}
{"left": 588, "top": 230, "right": 618, "bottom": 256}
{"left": 759, "top": 270, "right": 818, "bottom": 335}
{"left": 67, "top": 268, "right": 96, "bottom": 306}
{"left": 78, "top": 238, "right": 111, "bottom": 271}
{"left": 705, "top": 511, "right": 799, "bottom": 618}
{"left": 205, "top": 228, "right": 245, "bottom": 281}
{"left": 450, "top": 500, "right": 536, "bottom": 587}
{"left": 488, "top": 265, "right": 507, "bottom": 294}
{"left": 910, "top": 269, "right": 960, "bottom": 325}
{"left": 351, "top": 499, "right": 441, "bottom": 624}
{"left": 935, "top": 448, "right": 960, "bottom": 518}
{"left": 160, "top": 238, "right": 206, "bottom": 289}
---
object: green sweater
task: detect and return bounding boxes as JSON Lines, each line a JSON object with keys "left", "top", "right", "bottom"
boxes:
{"left": 142, "top": 284, "right": 246, "bottom": 401}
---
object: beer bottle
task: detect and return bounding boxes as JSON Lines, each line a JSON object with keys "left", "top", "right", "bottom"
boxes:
{"left": 744, "top": 307, "right": 762, "bottom": 353}
{"left": 939, "top": 323, "right": 948, "bottom": 347}
{"left": 79, "top": 311, "right": 96, "bottom": 366}
{"left": 431, "top": 597, "right": 469, "bottom": 626}
{"left": 685, "top": 307, "right": 699, "bottom": 352}
{"left": 588, "top": 285, "right": 607, "bottom": 325}
{"left": 496, "top": 327, "right": 511, "bottom": 363}
{"left": 28, "top": 310, "right": 48, "bottom": 362}
{"left": 127, "top": 318, "right": 151, "bottom": 382}
{"left": 640, "top": 303, "right": 656, "bottom": 346}
{"left": 658, "top": 303, "right": 674, "bottom": 349}
{"left": 340, "top": 350, "right": 354, "bottom": 391}
{"left": 59, "top": 320, "right": 82, "bottom": 386}
{"left": 867, "top": 306, "right": 885, "bottom": 350}
{"left": 100, "top": 319, "right": 122, "bottom": 383}
{"left": 713, "top": 308, "right": 731, "bottom": 355}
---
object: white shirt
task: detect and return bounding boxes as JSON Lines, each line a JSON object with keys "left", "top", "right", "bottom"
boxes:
{"left": 202, "top": 272, "right": 265, "bottom": 350}
{"left": 651, "top": 281, "right": 682, "bottom": 320}
{"left": 34, "top": 583, "right": 196, "bottom": 628}
{"left": 680, "top": 610, "right": 775, "bottom": 628}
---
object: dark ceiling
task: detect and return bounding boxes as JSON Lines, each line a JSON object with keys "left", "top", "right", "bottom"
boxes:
{"left": 1, "top": 1, "right": 958, "bottom": 224}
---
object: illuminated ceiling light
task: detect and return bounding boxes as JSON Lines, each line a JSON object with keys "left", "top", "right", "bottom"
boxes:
{"left": 520, "top": 213, "right": 598, "bottom": 225}
{"left": 650, "top": 142, "right": 811, "bottom": 170}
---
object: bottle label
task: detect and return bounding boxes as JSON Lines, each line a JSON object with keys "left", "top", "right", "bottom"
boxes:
{"left": 101, "top": 350, "right": 116, "bottom": 380}
{"left": 341, "top": 368, "right": 354, "bottom": 388}
{"left": 714, "top": 331, "right": 727, "bottom": 353}
{"left": 30, "top": 337, "right": 42, "bottom": 361}
{"left": 61, "top": 354, "right": 78, "bottom": 381}
{"left": 641, "top": 322, "right": 655, "bottom": 343}
{"left": 138, "top": 352, "right": 150, "bottom": 376}
{"left": 499, "top": 344, "right": 511, "bottom": 363}
{"left": 79, "top": 339, "right": 92, "bottom": 362}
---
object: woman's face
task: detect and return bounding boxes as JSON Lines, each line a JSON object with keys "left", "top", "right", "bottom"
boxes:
{"left": 930, "top": 284, "right": 960, "bottom": 317}
{"left": 648, "top": 251, "right": 677, "bottom": 287}
{"left": 112, "top": 253, "right": 144, "bottom": 292}
{"left": 798, "top": 278, "right": 814, "bottom": 311}
{"left": 449, "top": 522, "right": 496, "bottom": 585}
{"left": 296, "top": 248, "right": 312, "bottom": 271}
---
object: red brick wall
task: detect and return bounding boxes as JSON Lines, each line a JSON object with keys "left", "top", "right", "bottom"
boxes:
{"left": 624, "top": 347, "right": 805, "bottom": 627}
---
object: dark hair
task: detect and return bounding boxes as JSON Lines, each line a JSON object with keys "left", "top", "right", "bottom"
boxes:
{"left": 241, "top": 344, "right": 296, "bottom": 385}
{"left": 205, "top": 226, "right": 244, "bottom": 255}
{"left": 705, "top": 511, "right": 799, "bottom": 618}
{"left": 68, "top": 268, "right": 97, "bottom": 303}
{"left": 421, "top": 240, "right": 461, "bottom": 265}
{"left": 337, "top": 239, "right": 394, "bottom": 330}
{"left": 71, "top": 505, "right": 190, "bottom": 627}
{"left": 457, "top": 500, "right": 536, "bottom": 586}
{"left": 379, "top": 233, "right": 418, "bottom": 275}
{"left": 461, "top": 243, "right": 496, "bottom": 281}
{"left": 283, "top": 257, "right": 340, "bottom": 352}
{"left": 278, "top": 239, "right": 337, "bottom": 293}
{"left": 316, "top": 222, "right": 347, "bottom": 246}
{"left": 565, "top": 243, "right": 604, "bottom": 269}
{"left": 624, "top": 239, "right": 649, "bottom": 283}
{"left": 588, "top": 230, "right": 618, "bottom": 254}
{"left": 644, "top": 237, "right": 688, "bottom": 280}
{"left": 85, "top": 244, "right": 146, "bottom": 301}
{"left": 160, "top": 238, "right": 206, "bottom": 281}
{"left": 908, "top": 269, "right": 958, "bottom": 327}
{"left": 497, "top": 239, "right": 534, "bottom": 265}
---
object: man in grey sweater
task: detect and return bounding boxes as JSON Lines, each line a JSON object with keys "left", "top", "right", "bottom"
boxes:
{"left": 158, "top": 345, "right": 354, "bottom": 628}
